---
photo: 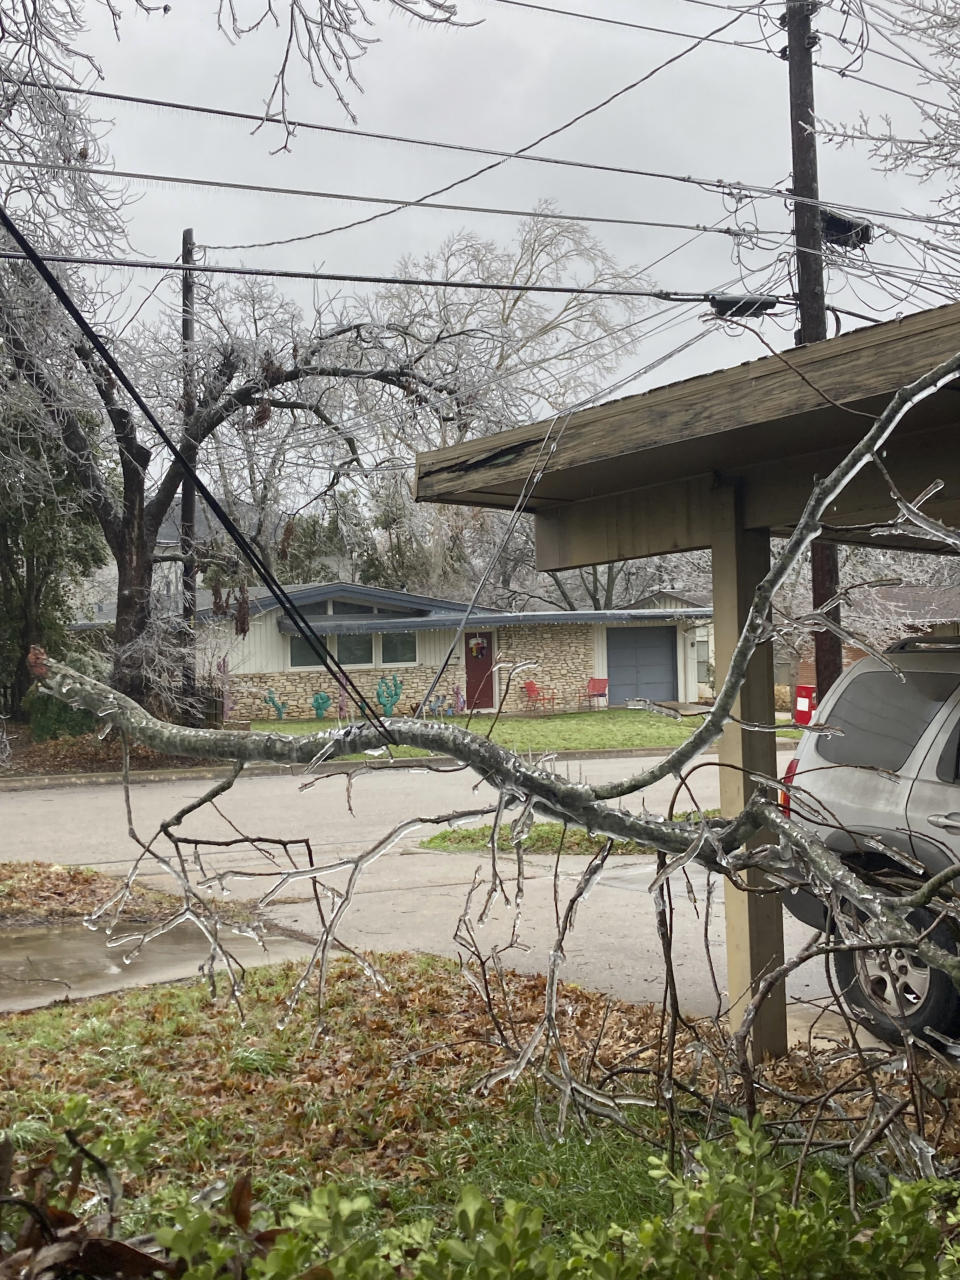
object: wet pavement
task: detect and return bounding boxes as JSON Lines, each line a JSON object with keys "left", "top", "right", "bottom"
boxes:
{"left": 0, "top": 922, "right": 315, "bottom": 1013}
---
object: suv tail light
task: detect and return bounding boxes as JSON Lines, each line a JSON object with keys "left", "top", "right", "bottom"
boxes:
{"left": 779, "top": 756, "right": 799, "bottom": 817}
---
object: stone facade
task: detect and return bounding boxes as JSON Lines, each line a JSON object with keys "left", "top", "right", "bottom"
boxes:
{"left": 496, "top": 622, "right": 596, "bottom": 713}
{"left": 228, "top": 661, "right": 456, "bottom": 723}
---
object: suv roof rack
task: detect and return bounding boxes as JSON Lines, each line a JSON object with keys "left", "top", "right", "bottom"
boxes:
{"left": 885, "top": 636, "right": 960, "bottom": 652}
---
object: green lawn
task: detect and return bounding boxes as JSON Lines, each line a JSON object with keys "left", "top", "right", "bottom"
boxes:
{"left": 252, "top": 707, "right": 706, "bottom": 753}
{"left": 422, "top": 812, "right": 721, "bottom": 856}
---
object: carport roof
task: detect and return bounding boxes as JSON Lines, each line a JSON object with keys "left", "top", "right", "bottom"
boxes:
{"left": 414, "top": 301, "right": 960, "bottom": 547}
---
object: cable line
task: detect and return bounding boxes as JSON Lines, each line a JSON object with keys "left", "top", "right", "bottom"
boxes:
{"left": 3, "top": 74, "right": 944, "bottom": 237}
{"left": 0, "top": 246, "right": 797, "bottom": 303}
{"left": 0, "top": 205, "right": 397, "bottom": 741}
{"left": 1, "top": 158, "right": 766, "bottom": 241}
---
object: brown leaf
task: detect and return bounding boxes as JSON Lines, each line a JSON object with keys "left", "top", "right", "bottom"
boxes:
{"left": 227, "top": 1172, "right": 252, "bottom": 1233}
{"left": 251, "top": 1227, "right": 290, "bottom": 1257}
{"left": 75, "top": 1238, "right": 174, "bottom": 1277}
{"left": 295, "top": 1266, "right": 333, "bottom": 1280}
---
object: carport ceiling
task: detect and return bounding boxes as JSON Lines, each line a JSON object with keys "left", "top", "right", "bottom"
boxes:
{"left": 415, "top": 301, "right": 960, "bottom": 555}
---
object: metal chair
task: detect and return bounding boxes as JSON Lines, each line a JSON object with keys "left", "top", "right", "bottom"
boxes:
{"left": 578, "top": 677, "right": 609, "bottom": 710}
{"left": 523, "top": 680, "right": 556, "bottom": 713}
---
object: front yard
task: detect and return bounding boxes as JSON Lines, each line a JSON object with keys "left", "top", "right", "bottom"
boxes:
{"left": 251, "top": 707, "right": 705, "bottom": 753}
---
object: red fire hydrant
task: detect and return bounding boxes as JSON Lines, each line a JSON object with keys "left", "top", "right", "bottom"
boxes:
{"left": 793, "top": 683, "right": 817, "bottom": 726}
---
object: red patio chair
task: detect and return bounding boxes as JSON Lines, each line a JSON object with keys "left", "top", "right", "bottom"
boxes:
{"left": 578, "top": 677, "right": 608, "bottom": 710}
{"left": 523, "top": 680, "right": 556, "bottom": 713}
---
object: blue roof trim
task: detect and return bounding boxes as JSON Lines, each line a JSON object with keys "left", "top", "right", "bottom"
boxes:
{"left": 196, "top": 581, "right": 497, "bottom": 623}
{"left": 277, "top": 607, "right": 712, "bottom": 635}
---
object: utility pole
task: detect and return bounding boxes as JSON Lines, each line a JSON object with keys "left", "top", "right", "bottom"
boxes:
{"left": 181, "top": 228, "right": 198, "bottom": 710}
{"left": 785, "top": 0, "right": 843, "bottom": 696}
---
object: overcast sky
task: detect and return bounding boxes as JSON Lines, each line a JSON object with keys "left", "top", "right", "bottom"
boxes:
{"left": 71, "top": 0, "right": 946, "bottom": 396}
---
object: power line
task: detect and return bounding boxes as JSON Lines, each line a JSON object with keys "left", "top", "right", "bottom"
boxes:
{"left": 2, "top": 157, "right": 767, "bottom": 243}
{"left": 0, "top": 202, "right": 396, "bottom": 742}
{"left": 0, "top": 245, "right": 799, "bottom": 303}
{"left": 5, "top": 74, "right": 949, "bottom": 243}
{"left": 484, "top": 0, "right": 773, "bottom": 48}
{"left": 253, "top": 7, "right": 751, "bottom": 247}
{"left": 482, "top": 0, "right": 949, "bottom": 110}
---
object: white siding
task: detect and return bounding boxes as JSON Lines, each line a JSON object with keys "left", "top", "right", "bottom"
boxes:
{"left": 593, "top": 623, "right": 606, "bottom": 679}
{"left": 418, "top": 627, "right": 463, "bottom": 668}
{"left": 201, "top": 611, "right": 287, "bottom": 675}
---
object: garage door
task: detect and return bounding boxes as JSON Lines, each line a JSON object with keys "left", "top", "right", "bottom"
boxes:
{"left": 606, "top": 627, "right": 677, "bottom": 706}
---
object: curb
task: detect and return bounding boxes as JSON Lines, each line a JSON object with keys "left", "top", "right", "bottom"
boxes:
{"left": 0, "top": 741, "right": 798, "bottom": 793}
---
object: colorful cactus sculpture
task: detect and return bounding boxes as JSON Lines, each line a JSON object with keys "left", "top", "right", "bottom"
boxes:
{"left": 337, "top": 675, "right": 348, "bottom": 721}
{"left": 312, "top": 690, "right": 332, "bottom": 719}
{"left": 264, "top": 689, "right": 287, "bottom": 720}
{"left": 452, "top": 684, "right": 466, "bottom": 714}
{"left": 377, "top": 673, "right": 403, "bottom": 715}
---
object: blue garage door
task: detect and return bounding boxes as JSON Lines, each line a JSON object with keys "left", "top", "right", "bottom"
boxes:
{"left": 606, "top": 627, "right": 677, "bottom": 706}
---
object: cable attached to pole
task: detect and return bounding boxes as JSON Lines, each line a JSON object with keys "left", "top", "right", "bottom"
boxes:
{"left": 0, "top": 203, "right": 395, "bottom": 744}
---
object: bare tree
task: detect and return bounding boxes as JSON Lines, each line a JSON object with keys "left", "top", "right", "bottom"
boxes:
{"left": 0, "top": 0, "right": 460, "bottom": 140}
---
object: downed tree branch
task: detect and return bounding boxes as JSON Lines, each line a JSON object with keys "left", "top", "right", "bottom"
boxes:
{"left": 27, "top": 647, "right": 960, "bottom": 993}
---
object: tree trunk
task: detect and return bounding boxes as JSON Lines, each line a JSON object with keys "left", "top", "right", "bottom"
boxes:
{"left": 112, "top": 536, "right": 155, "bottom": 705}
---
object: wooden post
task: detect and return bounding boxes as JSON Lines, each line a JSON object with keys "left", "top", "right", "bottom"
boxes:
{"left": 181, "top": 228, "right": 197, "bottom": 709}
{"left": 711, "top": 480, "right": 787, "bottom": 1061}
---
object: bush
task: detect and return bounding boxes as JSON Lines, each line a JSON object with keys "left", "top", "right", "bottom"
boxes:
{"left": 6, "top": 1122, "right": 960, "bottom": 1280}
{"left": 151, "top": 1123, "right": 960, "bottom": 1280}
{"left": 21, "top": 685, "right": 96, "bottom": 742}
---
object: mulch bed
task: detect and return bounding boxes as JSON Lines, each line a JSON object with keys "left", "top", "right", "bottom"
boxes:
{"left": 1, "top": 725, "right": 218, "bottom": 776}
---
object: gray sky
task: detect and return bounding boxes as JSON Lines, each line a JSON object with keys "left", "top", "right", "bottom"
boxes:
{"left": 73, "top": 0, "right": 945, "bottom": 395}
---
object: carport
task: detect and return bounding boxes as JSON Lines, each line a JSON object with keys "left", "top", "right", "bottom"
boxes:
{"left": 415, "top": 300, "right": 960, "bottom": 1059}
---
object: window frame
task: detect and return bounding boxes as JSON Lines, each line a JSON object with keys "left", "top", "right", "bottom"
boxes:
{"left": 380, "top": 630, "right": 419, "bottom": 667}
{"left": 289, "top": 629, "right": 419, "bottom": 670}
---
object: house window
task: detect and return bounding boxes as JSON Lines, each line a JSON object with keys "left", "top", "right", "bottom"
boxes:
{"left": 382, "top": 631, "right": 417, "bottom": 665}
{"left": 337, "top": 633, "right": 374, "bottom": 666}
{"left": 291, "top": 634, "right": 330, "bottom": 667}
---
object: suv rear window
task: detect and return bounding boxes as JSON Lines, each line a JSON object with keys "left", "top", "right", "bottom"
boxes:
{"left": 816, "top": 670, "right": 960, "bottom": 772}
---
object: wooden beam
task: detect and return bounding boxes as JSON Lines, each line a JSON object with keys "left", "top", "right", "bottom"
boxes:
{"left": 417, "top": 303, "right": 960, "bottom": 507}
{"left": 535, "top": 477, "right": 713, "bottom": 570}
{"left": 533, "top": 419, "right": 960, "bottom": 570}
{"left": 711, "top": 481, "right": 786, "bottom": 1061}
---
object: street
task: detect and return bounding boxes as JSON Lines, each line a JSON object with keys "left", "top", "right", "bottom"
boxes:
{"left": 1, "top": 751, "right": 838, "bottom": 1033}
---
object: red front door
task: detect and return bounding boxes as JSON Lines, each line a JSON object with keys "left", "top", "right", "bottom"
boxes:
{"left": 464, "top": 631, "right": 494, "bottom": 711}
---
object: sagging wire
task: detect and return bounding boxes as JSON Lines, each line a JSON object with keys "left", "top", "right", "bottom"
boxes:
{"left": 0, "top": 202, "right": 395, "bottom": 745}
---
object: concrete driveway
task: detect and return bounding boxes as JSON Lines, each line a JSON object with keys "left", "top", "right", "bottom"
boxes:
{"left": 1, "top": 751, "right": 837, "bottom": 1033}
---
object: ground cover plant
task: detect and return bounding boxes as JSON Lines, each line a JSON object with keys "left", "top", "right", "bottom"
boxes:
{"left": 4, "top": 1129, "right": 960, "bottom": 1280}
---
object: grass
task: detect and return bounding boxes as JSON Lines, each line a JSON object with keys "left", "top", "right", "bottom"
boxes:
{"left": 252, "top": 707, "right": 707, "bottom": 754}
{"left": 421, "top": 812, "right": 721, "bottom": 856}
{"left": 0, "top": 955, "right": 668, "bottom": 1239}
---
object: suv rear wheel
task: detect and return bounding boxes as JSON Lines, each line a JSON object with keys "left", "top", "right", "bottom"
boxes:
{"left": 832, "top": 906, "right": 960, "bottom": 1043}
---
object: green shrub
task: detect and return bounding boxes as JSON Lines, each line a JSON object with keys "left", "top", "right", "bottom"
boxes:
{"left": 21, "top": 685, "right": 96, "bottom": 742}
{"left": 7, "top": 1121, "right": 960, "bottom": 1280}
{"left": 153, "top": 1122, "right": 960, "bottom": 1280}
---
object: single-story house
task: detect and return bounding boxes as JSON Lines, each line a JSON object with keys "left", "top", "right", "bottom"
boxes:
{"left": 85, "top": 581, "right": 711, "bottom": 719}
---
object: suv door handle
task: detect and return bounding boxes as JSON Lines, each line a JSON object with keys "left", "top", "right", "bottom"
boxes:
{"left": 930, "top": 813, "right": 960, "bottom": 830}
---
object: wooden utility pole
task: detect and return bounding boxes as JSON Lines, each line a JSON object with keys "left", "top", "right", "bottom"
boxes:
{"left": 785, "top": 0, "right": 843, "bottom": 695}
{"left": 181, "top": 228, "right": 198, "bottom": 706}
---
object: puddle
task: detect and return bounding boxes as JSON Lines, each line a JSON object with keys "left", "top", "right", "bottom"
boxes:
{"left": 0, "top": 923, "right": 316, "bottom": 1012}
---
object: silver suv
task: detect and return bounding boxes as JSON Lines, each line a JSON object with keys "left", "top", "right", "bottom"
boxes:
{"left": 782, "top": 638, "right": 960, "bottom": 1041}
